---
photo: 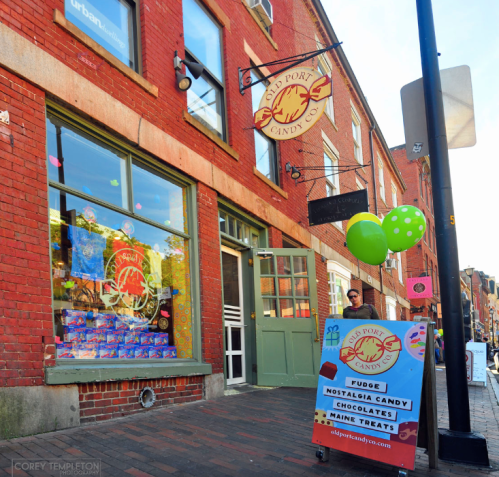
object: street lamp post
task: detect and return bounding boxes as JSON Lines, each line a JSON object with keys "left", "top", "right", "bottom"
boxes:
{"left": 416, "top": 1, "right": 489, "bottom": 465}
{"left": 465, "top": 267, "right": 475, "bottom": 341}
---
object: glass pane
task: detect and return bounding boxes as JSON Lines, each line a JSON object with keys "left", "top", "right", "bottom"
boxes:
{"left": 243, "top": 225, "right": 250, "bottom": 245}
{"left": 226, "top": 354, "right": 230, "bottom": 376}
{"left": 65, "top": 0, "right": 135, "bottom": 70}
{"left": 295, "top": 278, "right": 309, "bottom": 297}
{"left": 336, "top": 277, "right": 349, "bottom": 315}
{"left": 260, "top": 277, "right": 275, "bottom": 296}
{"left": 222, "top": 253, "right": 240, "bottom": 307}
{"left": 219, "top": 211, "right": 226, "bottom": 233}
{"left": 231, "top": 327, "right": 242, "bottom": 351}
{"left": 263, "top": 299, "right": 277, "bottom": 317}
{"left": 225, "top": 326, "right": 228, "bottom": 350}
{"left": 251, "top": 71, "right": 267, "bottom": 113}
{"left": 236, "top": 221, "right": 243, "bottom": 241}
{"left": 252, "top": 234, "right": 259, "bottom": 248}
{"left": 280, "top": 299, "right": 294, "bottom": 318}
{"left": 187, "top": 74, "right": 223, "bottom": 139}
{"left": 260, "top": 257, "right": 274, "bottom": 275}
{"left": 228, "top": 216, "right": 235, "bottom": 237}
{"left": 276, "top": 256, "right": 291, "bottom": 275}
{"left": 49, "top": 187, "right": 192, "bottom": 360}
{"left": 278, "top": 278, "right": 292, "bottom": 297}
{"left": 183, "top": 0, "right": 222, "bottom": 81}
{"left": 352, "top": 120, "right": 357, "bottom": 141}
{"left": 131, "top": 161, "right": 186, "bottom": 233}
{"left": 232, "top": 355, "right": 242, "bottom": 378}
{"left": 296, "top": 300, "right": 311, "bottom": 318}
{"left": 254, "top": 130, "right": 272, "bottom": 179}
{"left": 293, "top": 257, "right": 308, "bottom": 276}
{"left": 47, "top": 115, "right": 128, "bottom": 210}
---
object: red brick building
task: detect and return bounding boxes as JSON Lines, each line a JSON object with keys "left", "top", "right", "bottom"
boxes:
{"left": 391, "top": 146, "right": 440, "bottom": 327}
{"left": 0, "top": 0, "right": 408, "bottom": 436}
{"left": 460, "top": 270, "right": 490, "bottom": 340}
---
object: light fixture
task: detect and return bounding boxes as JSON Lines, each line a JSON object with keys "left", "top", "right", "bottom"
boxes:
{"left": 173, "top": 50, "right": 205, "bottom": 91}
{"left": 175, "top": 70, "right": 192, "bottom": 91}
{"left": 285, "top": 162, "right": 302, "bottom": 180}
{"left": 465, "top": 267, "right": 474, "bottom": 277}
{"left": 57, "top": 261, "right": 64, "bottom": 266}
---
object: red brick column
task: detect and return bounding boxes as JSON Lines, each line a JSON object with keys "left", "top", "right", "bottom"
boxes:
{"left": 268, "top": 226, "right": 283, "bottom": 248}
{"left": 0, "top": 68, "right": 53, "bottom": 387}
{"left": 197, "top": 183, "right": 224, "bottom": 374}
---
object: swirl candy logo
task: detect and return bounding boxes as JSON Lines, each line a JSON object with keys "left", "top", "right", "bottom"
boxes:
{"left": 253, "top": 67, "right": 332, "bottom": 140}
{"left": 339, "top": 324, "right": 402, "bottom": 375}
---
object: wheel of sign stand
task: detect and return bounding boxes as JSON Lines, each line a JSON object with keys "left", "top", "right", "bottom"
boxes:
{"left": 398, "top": 470, "right": 408, "bottom": 477}
{"left": 315, "top": 447, "right": 329, "bottom": 462}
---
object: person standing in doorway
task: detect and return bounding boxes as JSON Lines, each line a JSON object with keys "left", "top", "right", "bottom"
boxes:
{"left": 343, "top": 289, "right": 380, "bottom": 319}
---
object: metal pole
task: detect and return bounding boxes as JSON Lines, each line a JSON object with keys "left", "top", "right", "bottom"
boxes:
{"left": 416, "top": 0, "right": 470, "bottom": 432}
{"left": 470, "top": 274, "right": 474, "bottom": 341}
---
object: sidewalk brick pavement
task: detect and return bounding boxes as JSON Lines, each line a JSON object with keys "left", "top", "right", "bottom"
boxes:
{"left": 1, "top": 367, "right": 498, "bottom": 477}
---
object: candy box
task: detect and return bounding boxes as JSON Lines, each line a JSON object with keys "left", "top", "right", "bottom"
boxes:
{"left": 129, "top": 316, "right": 149, "bottom": 331}
{"left": 56, "top": 343, "right": 75, "bottom": 359}
{"left": 95, "top": 312, "right": 115, "bottom": 320}
{"left": 62, "top": 309, "right": 87, "bottom": 318}
{"left": 140, "top": 333, "right": 155, "bottom": 346}
{"left": 134, "top": 346, "right": 149, "bottom": 359}
{"left": 154, "top": 333, "right": 169, "bottom": 346}
{"left": 106, "top": 330, "right": 125, "bottom": 344}
{"left": 99, "top": 344, "right": 118, "bottom": 359}
{"left": 115, "top": 319, "right": 129, "bottom": 331}
{"left": 61, "top": 312, "right": 85, "bottom": 327}
{"left": 124, "top": 332, "right": 141, "bottom": 345}
{"left": 148, "top": 346, "right": 162, "bottom": 359}
{"left": 118, "top": 345, "right": 135, "bottom": 359}
{"left": 85, "top": 329, "right": 106, "bottom": 343}
{"left": 94, "top": 317, "right": 115, "bottom": 329}
{"left": 162, "top": 346, "right": 177, "bottom": 359}
{"left": 63, "top": 326, "right": 87, "bottom": 343}
{"left": 74, "top": 343, "right": 99, "bottom": 359}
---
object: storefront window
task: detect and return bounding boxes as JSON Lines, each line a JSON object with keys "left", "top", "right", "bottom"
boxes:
{"left": 65, "top": 0, "right": 138, "bottom": 71}
{"left": 328, "top": 272, "right": 349, "bottom": 315}
{"left": 47, "top": 112, "right": 192, "bottom": 360}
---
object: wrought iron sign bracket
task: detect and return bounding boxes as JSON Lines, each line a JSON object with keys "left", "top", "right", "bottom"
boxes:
{"left": 238, "top": 43, "right": 342, "bottom": 95}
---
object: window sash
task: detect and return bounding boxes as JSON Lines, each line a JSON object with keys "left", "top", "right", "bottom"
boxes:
{"left": 378, "top": 159, "right": 385, "bottom": 201}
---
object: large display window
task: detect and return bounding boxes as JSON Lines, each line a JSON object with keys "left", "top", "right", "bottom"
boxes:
{"left": 47, "top": 111, "right": 193, "bottom": 361}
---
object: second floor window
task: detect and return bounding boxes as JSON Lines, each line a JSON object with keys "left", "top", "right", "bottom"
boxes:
{"left": 183, "top": 0, "right": 225, "bottom": 140}
{"left": 378, "top": 156, "right": 385, "bottom": 202}
{"left": 351, "top": 110, "right": 362, "bottom": 164}
{"left": 65, "top": 0, "right": 139, "bottom": 71}
{"left": 251, "top": 71, "right": 278, "bottom": 184}
{"left": 324, "top": 145, "right": 339, "bottom": 198}
{"left": 391, "top": 183, "right": 398, "bottom": 208}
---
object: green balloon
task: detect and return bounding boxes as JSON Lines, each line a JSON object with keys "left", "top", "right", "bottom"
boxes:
{"left": 346, "top": 221, "right": 388, "bottom": 266}
{"left": 382, "top": 205, "right": 426, "bottom": 252}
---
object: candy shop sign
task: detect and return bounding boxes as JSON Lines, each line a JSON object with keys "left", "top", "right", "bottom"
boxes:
{"left": 254, "top": 66, "right": 331, "bottom": 140}
{"left": 312, "top": 319, "right": 427, "bottom": 470}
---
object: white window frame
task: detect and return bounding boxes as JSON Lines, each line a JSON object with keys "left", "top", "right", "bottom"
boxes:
{"left": 327, "top": 261, "right": 351, "bottom": 316}
{"left": 386, "top": 296, "right": 398, "bottom": 321}
{"left": 316, "top": 36, "right": 335, "bottom": 124}
{"left": 356, "top": 178, "right": 364, "bottom": 191}
{"left": 378, "top": 154, "right": 386, "bottom": 203}
{"left": 391, "top": 182, "right": 398, "bottom": 208}
{"left": 351, "top": 102, "right": 362, "bottom": 165}
{"left": 322, "top": 132, "right": 343, "bottom": 230}
{"left": 397, "top": 252, "right": 403, "bottom": 284}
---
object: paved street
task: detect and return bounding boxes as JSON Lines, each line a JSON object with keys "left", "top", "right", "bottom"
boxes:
{"left": 1, "top": 368, "right": 498, "bottom": 477}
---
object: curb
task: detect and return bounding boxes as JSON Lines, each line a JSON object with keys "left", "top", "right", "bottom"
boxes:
{"left": 486, "top": 369, "right": 499, "bottom": 405}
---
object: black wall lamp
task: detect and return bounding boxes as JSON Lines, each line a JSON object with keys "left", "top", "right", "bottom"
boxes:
{"left": 285, "top": 162, "right": 302, "bottom": 180}
{"left": 174, "top": 50, "right": 205, "bottom": 91}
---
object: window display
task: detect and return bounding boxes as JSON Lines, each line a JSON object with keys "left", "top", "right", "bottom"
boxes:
{"left": 47, "top": 112, "right": 192, "bottom": 360}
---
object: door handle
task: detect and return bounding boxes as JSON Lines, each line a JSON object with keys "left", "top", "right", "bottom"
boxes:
{"left": 312, "top": 308, "right": 320, "bottom": 342}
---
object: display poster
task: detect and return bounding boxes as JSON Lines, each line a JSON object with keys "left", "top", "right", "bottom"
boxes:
{"left": 466, "top": 342, "right": 487, "bottom": 386}
{"left": 407, "top": 276, "right": 433, "bottom": 299}
{"left": 312, "top": 319, "right": 427, "bottom": 470}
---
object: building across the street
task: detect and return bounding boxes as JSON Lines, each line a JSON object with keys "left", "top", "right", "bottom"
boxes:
{"left": 0, "top": 0, "right": 409, "bottom": 437}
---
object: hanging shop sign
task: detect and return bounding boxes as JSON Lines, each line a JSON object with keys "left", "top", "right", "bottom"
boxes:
{"left": 308, "top": 189, "right": 368, "bottom": 226}
{"left": 254, "top": 67, "right": 331, "bottom": 140}
{"left": 407, "top": 276, "right": 433, "bottom": 299}
{"left": 312, "top": 319, "right": 427, "bottom": 469}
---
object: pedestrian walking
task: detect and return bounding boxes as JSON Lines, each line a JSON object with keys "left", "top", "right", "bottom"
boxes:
{"left": 434, "top": 332, "right": 441, "bottom": 365}
{"left": 343, "top": 289, "right": 380, "bottom": 319}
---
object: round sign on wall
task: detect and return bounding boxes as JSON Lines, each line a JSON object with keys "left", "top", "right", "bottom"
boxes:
{"left": 253, "top": 67, "right": 332, "bottom": 140}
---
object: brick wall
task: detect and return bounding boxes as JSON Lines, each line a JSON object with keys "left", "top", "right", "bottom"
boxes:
{"left": 0, "top": 66, "right": 53, "bottom": 387}
{"left": 78, "top": 376, "right": 203, "bottom": 424}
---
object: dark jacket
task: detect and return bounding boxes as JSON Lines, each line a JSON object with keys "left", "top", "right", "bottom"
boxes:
{"left": 343, "top": 304, "right": 380, "bottom": 320}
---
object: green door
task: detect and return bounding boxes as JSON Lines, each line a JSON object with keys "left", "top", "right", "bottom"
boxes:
{"left": 253, "top": 248, "right": 321, "bottom": 387}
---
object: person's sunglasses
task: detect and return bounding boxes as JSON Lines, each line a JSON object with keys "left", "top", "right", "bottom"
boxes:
{"left": 348, "top": 295, "right": 358, "bottom": 300}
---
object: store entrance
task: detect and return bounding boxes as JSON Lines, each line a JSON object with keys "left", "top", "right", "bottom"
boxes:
{"left": 221, "top": 246, "right": 246, "bottom": 385}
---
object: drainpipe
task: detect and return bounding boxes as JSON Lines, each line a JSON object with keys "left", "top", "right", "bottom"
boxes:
{"left": 369, "top": 125, "right": 384, "bottom": 304}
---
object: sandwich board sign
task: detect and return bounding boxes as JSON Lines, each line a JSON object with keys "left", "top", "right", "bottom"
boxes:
{"left": 466, "top": 342, "right": 487, "bottom": 386}
{"left": 312, "top": 319, "right": 427, "bottom": 469}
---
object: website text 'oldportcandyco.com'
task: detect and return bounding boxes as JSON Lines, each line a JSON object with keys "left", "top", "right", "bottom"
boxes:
{"left": 331, "top": 430, "right": 391, "bottom": 448}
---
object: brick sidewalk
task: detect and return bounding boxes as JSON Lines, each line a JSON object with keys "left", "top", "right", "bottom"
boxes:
{"left": 1, "top": 368, "right": 498, "bottom": 477}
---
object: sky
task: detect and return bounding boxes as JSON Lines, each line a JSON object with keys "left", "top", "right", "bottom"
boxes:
{"left": 323, "top": 0, "right": 499, "bottom": 278}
